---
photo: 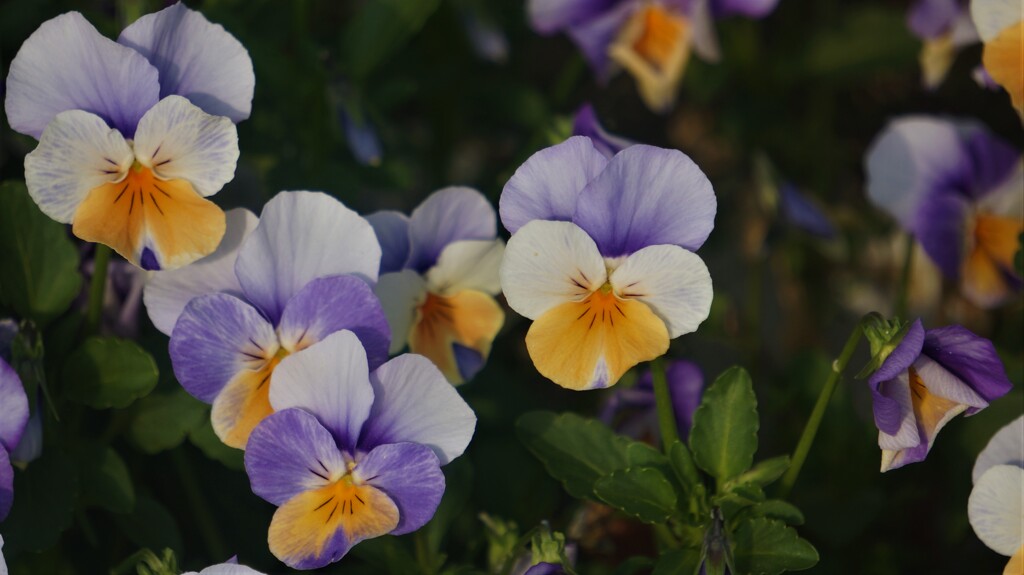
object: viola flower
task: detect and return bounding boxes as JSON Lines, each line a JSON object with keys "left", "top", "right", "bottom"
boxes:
{"left": 529, "top": 0, "right": 779, "bottom": 111}
{"left": 777, "top": 183, "right": 837, "bottom": 239}
{"left": 0, "top": 358, "right": 29, "bottom": 521}
{"left": 867, "top": 319, "right": 1012, "bottom": 472}
{"left": 906, "top": 0, "right": 978, "bottom": 89}
{"left": 971, "top": 0, "right": 1024, "bottom": 117}
{"left": 572, "top": 103, "right": 637, "bottom": 159}
{"left": 244, "top": 330, "right": 476, "bottom": 569}
{"left": 368, "top": 188, "right": 505, "bottom": 385}
{"left": 5, "top": 3, "right": 254, "bottom": 270}
{"left": 144, "top": 192, "right": 389, "bottom": 448}
{"left": 184, "top": 562, "right": 266, "bottom": 575}
{"left": 600, "top": 359, "right": 704, "bottom": 441}
{"left": 968, "top": 415, "right": 1023, "bottom": 575}
{"left": 499, "top": 136, "right": 715, "bottom": 390}
{"left": 866, "top": 116, "right": 1023, "bottom": 308}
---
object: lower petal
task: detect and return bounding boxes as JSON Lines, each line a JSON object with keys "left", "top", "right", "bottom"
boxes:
{"left": 1006, "top": 546, "right": 1024, "bottom": 575}
{"left": 983, "top": 20, "right": 1024, "bottom": 115}
{"left": 962, "top": 245, "right": 1012, "bottom": 308}
{"left": 609, "top": 5, "right": 692, "bottom": 112}
{"left": 409, "top": 290, "right": 505, "bottom": 384}
{"left": 526, "top": 291, "right": 669, "bottom": 390}
{"left": 211, "top": 361, "right": 279, "bottom": 449}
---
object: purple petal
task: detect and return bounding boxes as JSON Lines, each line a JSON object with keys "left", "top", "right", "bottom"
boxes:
{"left": 572, "top": 145, "right": 716, "bottom": 256}
{"left": 366, "top": 211, "right": 411, "bottom": 275}
{"left": 4, "top": 12, "right": 160, "bottom": 138}
{"left": 665, "top": 360, "right": 705, "bottom": 438}
{"left": 525, "top": 563, "right": 566, "bottom": 575}
{"left": 711, "top": 0, "right": 780, "bottom": 18}
{"left": 170, "top": 293, "right": 277, "bottom": 403}
{"left": 340, "top": 108, "right": 383, "bottom": 166}
{"left": 118, "top": 2, "right": 254, "bottom": 122}
{"left": 10, "top": 399, "right": 41, "bottom": 464}
{"left": 960, "top": 127, "right": 1020, "bottom": 200}
{"left": 0, "top": 359, "right": 27, "bottom": 453}
{"left": 528, "top": 0, "right": 618, "bottom": 34}
{"left": 778, "top": 184, "right": 837, "bottom": 239}
{"left": 358, "top": 442, "right": 444, "bottom": 535}
{"left": 567, "top": 3, "right": 637, "bottom": 79}
{"left": 914, "top": 190, "right": 969, "bottom": 278}
{"left": 868, "top": 320, "right": 925, "bottom": 435}
{"left": 500, "top": 136, "right": 608, "bottom": 234}
{"left": 922, "top": 325, "right": 1013, "bottom": 405}
{"left": 0, "top": 449, "right": 12, "bottom": 522}
{"left": 907, "top": 0, "right": 959, "bottom": 39}
{"left": 245, "top": 408, "right": 347, "bottom": 506}
{"left": 277, "top": 275, "right": 391, "bottom": 369}
{"left": 406, "top": 187, "right": 496, "bottom": 273}
{"left": 572, "top": 104, "right": 637, "bottom": 159}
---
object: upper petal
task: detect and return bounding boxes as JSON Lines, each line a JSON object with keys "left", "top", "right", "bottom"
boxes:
{"left": 500, "top": 220, "right": 607, "bottom": 320}
{"left": 425, "top": 239, "right": 506, "bottom": 296}
{"left": 971, "top": 0, "right": 1022, "bottom": 41}
{"left": 118, "top": 2, "right": 255, "bottom": 122}
{"left": 195, "top": 565, "right": 266, "bottom": 575}
{"left": 4, "top": 12, "right": 160, "bottom": 138}
{"left": 969, "top": 465, "right": 1024, "bottom": 555}
{"left": 406, "top": 187, "right": 497, "bottom": 272}
{"left": 23, "top": 110, "right": 134, "bottom": 224}
{"left": 908, "top": 0, "right": 959, "bottom": 39}
{"left": 359, "top": 354, "right": 477, "bottom": 465}
{"left": 366, "top": 211, "right": 411, "bottom": 275}
{"left": 914, "top": 190, "right": 970, "bottom": 278}
{"left": 269, "top": 331, "right": 375, "bottom": 452}
{"left": 357, "top": 442, "right": 445, "bottom": 535}
{"left": 712, "top": 0, "right": 781, "bottom": 18}
{"left": 500, "top": 136, "right": 608, "bottom": 234}
{"left": 572, "top": 145, "right": 716, "bottom": 256}
{"left": 922, "top": 325, "right": 1014, "bottom": 403}
{"left": 567, "top": 2, "right": 638, "bottom": 78}
{"left": 527, "top": 0, "right": 617, "bottom": 34}
{"left": 973, "top": 415, "right": 1024, "bottom": 483}
{"left": 235, "top": 191, "right": 382, "bottom": 324}
{"left": 0, "top": 359, "right": 28, "bottom": 453}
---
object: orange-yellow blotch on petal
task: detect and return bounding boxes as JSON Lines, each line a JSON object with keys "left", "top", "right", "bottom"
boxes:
{"left": 983, "top": 20, "right": 1024, "bottom": 116}
{"left": 1005, "top": 545, "right": 1024, "bottom": 575}
{"left": 609, "top": 5, "right": 692, "bottom": 112}
{"left": 211, "top": 355, "right": 284, "bottom": 449}
{"left": 72, "top": 166, "right": 226, "bottom": 270}
{"left": 525, "top": 288, "right": 669, "bottom": 391}
{"left": 408, "top": 290, "right": 505, "bottom": 384}
{"left": 268, "top": 478, "right": 399, "bottom": 568}
{"left": 962, "top": 214, "right": 1024, "bottom": 307}
{"left": 908, "top": 367, "right": 967, "bottom": 443}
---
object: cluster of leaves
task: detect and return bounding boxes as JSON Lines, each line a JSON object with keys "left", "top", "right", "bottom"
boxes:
{"left": 518, "top": 368, "right": 816, "bottom": 575}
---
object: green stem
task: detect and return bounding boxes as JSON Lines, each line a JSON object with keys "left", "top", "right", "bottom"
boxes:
{"left": 414, "top": 530, "right": 436, "bottom": 575}
{"left": 778, "top": 325, "right": 863, "bottom": 498}
{"left": 171, "top": 448, "right": 229, "bottom": 562}
{"left": 651, "top": 356, "right": 680, "bottom": 453}
{"left": 85, "top": 244, "right": 112, "bottom": 335}
{"left": 894, "top": 234, "right": 914, "bottom": 319}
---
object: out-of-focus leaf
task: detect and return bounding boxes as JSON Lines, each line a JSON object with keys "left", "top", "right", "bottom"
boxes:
{"left": 614, "top": 556, "right": 657, "bottom": 575}
{"left": 113, "top": 495, "right": 184, "bottom": 559}
{"left": 129, "top": 388, "right": 206, "bottom": 454}
{"left": 342, "top": 0, "right": 441, "bottom": 78}
{"left": 64, "top": 337, "right": 158, "bottom": 409}
{"left": 75, "top": 444, "right": 135, "bottom": 513}
{"left": 652, "top": 547, "right": 703, "bottom": 575}
{"left": 804, "top": 7, "right": 917, "bottom": 79}
{"left": 426, "top": 457, "right": 474, "bottom": 552}
{"left": 2, "top": 451, "right": 78, "bottom": 552}
{"left": 689, "top": 367, "right": 759, "bottom": 485}
{"left": 0, "top": 181, "right": 82, "bottom": 327}
{"left": 732, "top": 517, "right": 818, "bottom": 575}
{"left": 350, "top": 535, "right": 420, "bottom": 574}
{"left": 594, "top": 467, "right": 678, "bottom": 524}
{"left": 188, "top": 416, "right": 243, "bottom": 470}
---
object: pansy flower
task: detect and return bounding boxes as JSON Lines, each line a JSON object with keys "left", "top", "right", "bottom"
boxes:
{"left": 968, "top": 415, "right": 1023, "bottom": 575}
{"left": 499, "top": 136, "right": 715, "bottom": 390}
{"left": 0, "top": 358, "right": 29, "bottom": 522}
{"left": 184, "top": 562, "right": 266, "bottom": 575}
{"left": 529, "top": 0, "right": 779, "bottom": 111}
{"left": 368, "top": 188, "right": 505, "bottom": 385}
{"left": 600, "top": 359, "right": 704, "bottom": 441}
{"left": 867, "top": 319, "right": 1012, "bottom": 472}
{"left": 572, "top": 103, "right": 637, "bottom": 159}
{"left": 245, "top": 330, "right": 476, "bottom": 569}
{"left": 866, "top": 116, "right": 1023, "bottom": 308}
{"left": 906, "top": 0, "right": 978, "bottom": 89}
{"left": 144, "top": 192, "right": 389, "bottom": 448}
{"left": 971, "top": 0, "right": 1024, "bottom": 117}
{"left": 5, "top": 3, "right": 254, "bottom": 270}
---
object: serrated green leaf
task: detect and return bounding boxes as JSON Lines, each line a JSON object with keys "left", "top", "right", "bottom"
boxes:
{"left": 729, "top": 456, "right": 790, "bottom": 489}
{"left": 740, "top": 500, "right": 805, "bottom": 526}
{"left": 713, "top": 484, "right": 765, "bottom": 523}
{"left": 75, "top": 444, "right": 135, "bottom": 513}
{"left": 689, "top": 367, "right": 759, "bottom": 485}
{"left": 129, "top": 388, "right": 207, "bottom": 454}
{"left": 63, "top": 337, "right": 158, "bottom": 409}
{"left": 188, "top": 416, "right": 243, "bottom": 470}
{"left": 732, "top": 517, "right": 818, "bottom": 575}
{"left": 0, "top": 181, "right": 82, "bottom": 327}
{"left": 2, "top": 451, "right": 78, "bottom": 553}
{"left": 652, "top": 547, "right": 703, "bottom": 575}
{"left": 594, "top": 467, "right": 678, "bottom": 524}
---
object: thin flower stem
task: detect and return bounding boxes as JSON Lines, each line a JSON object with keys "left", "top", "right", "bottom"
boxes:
{"left": 415, "top": 529, "right": 437, "bottom": 575}
{"left": 778, "top": 326, "right": 863, "bottom": 499}
{"left": 895, "top": 233, "right": 914, "bottom": 318}
{"left": 651, "top": 356, "right": 680, "bottom": 453}
{"left": 85, "top": 244, "right": 112, "bottom": 335}
{"left": 171, "top": 448, "right": 230, "bottom": 562}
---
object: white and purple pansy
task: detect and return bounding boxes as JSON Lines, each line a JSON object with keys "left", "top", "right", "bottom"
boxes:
{"left": 968, "top": 415, "right": 1023, "bottom": 575}
{"left": 866, "top": 116, "right": 1024, "bottom": 308}
{"left": 906, "top": 0, "right": 978, "bottom": 89}
{"left": 867, "top": 319, "right": 1013, "bottom": 472}
{"left": 244, "top": 330, "right": 476, "bottom": 569}
{"left": 4, "top": 2, "right": 253, "bottom": 271}
{"left": 143, "top": 191, "right": 388, "bottom": 449}
{"left": 0, "top": 358, "right": 29, "bottom": 522}
{"left": 499, "top": 136, "right": 715, "bottom": 391}
{"left": 182, "top": 561, "right": 266, "bottom": 575}
{"left": 368, "top": 187, "right": 505, "bottom": 385}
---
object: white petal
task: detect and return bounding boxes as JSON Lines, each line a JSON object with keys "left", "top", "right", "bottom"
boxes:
{"left": 23, "top": 110, "right": 133, "bottom": 223}
{"left": 971, "top": 0, "right": 1024, "bottom": 41}
{"left": 979, "top": 160, "right": 1024, "bottom": 217}
{"left": 132, "top": 96, "right": 239, "bottom": 197}
{"left": 609, "top": 244, "right": 713, "bottom": 338}
{"left": 499, "top": 220, "right": 607, "bottom": 320}
{"left": 426, "top": 239, "right": 506, "bottom": 296}
{"left": 143, "top": 208, "right": 258, "bottom": 335}
{"left": 374, "top": 270, "right": 428, "bottom": 355}
{"left": 690, "top": 0, "right": 722, "bottom": 62}
{"left": 974, "top": 416, "right": 1024, "bottom": 483}
{"left": 914, "top": 356, "right": 988, "bottom": 408}
{"left": 969, "top": 465, "right": 1024, "bottom": 555}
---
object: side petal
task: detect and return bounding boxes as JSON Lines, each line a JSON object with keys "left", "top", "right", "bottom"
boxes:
{"left": 877, "top": 372, "right": 925, "bottom": 472}
{"left": 922, "top": 325, "right": 1014, "bottom": 403}
{"left": 118, "top": 2, "right": 255, "bottom": 122}
{"left": 143, "top": 208, "right": 258, "bottom": 335}
{"left": 970, "top": 0, "right": 1021, "bottom": 41}
{"left": 269, "top": 331, "right": 375, "bottom": 452}
{"left": 359, "top": 354, "right": 477, "bottom": 465}
{"left": 0, "top": 359, "right": 28, "bottom": 453}
{"left": 969, "top": 465, "right": 1024, "bottom": 556}
{"left": 527, "top": 0, "right": 613, "bottom": 34}
{"left": 366, "top": 211, "right": 411, "bottom": 275}
{"left": 235, "top": 191, "right": 381, "bottom": 324}
{"left": 0, "top": 450, "right": 12, "bottom": 522}
{"left": 4, "top": 12, "right": 160, "bottom": 138}
{"left": 572, "top": 145, "right": 716, "bottom": 256}
{"left": 245, "top": 408, "right": 347, "bottom": 506}
{"left": 406, "top": 187, "right": 497, "bottom": 272}
{"left": 196, "top": 565, "right": 266, "bottom": 575}
{"left": 500, "top": 136, "right": 608, "bottom": 234}
{"left": 868, "top": 319, "right": 925, "bottom": 435}
{"left": 277, "top": 275, "right": 392, "bottom": 369}
{"left": 132, "top": 96, "right": 240, "bottom": 197}
{"left": 23, "top": 110, "right": 133, "bottom": 224}
{"left": 408, "top": 290, "right": 505, "bottom": 384}
{"left": 914, "top": 190, "right": 970, "bottom": 278}
{"left": 500, "top": 220, "right": 607, "bottom": 320}
{"left": 357, "top": 442, "right": 445, "bottom": 535}
{"left": 982, "top": 20, "right": 1024, "bottom": 116}
{"left": 973, "top": 415, "right": 1024, "bottom": 483}
{"left": 374, "top": 271, "right": 429, "bottom": 355}
{"left": 609, "top": 245, "right": 713, "bottom": 338}
{"left": 425, "top": 239, "right": 506, "bottom": 296}
{"left": 567, "top": 2, "right": 637, "bottom": 79}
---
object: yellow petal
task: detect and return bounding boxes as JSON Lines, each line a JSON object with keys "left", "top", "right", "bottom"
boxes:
{"left": 408, "top": 290, "right": 505, "bottom": 384}
{"left": 962, "top": 214, "right": 1024, "bottom": 307}
{"left": 609, "top": 6, "right": 692, "bottom": 112}
{"left": 211, "top": 357, "right": 281, "bottom": 449}
{"left": 909, "top": 367, "right": 967, "bottom": 444}
{"left": 1005, "top": 545, "right": 1024, "bottom": 575}
{"left": 526, "top": 289, "right": 669, "bottom": 390}
{"left": 983, "top": 20, "right": 1024, "bottom": 116}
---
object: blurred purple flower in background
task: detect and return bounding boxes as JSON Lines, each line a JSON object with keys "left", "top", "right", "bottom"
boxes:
{"left": 906, "top": 0, "right": 978, "bottom": 88}
{"left": 601, "top": 359, "right": 704, "bottom": 441}
{"left": 572, "top": 103, "right": 636, "bottom": 158}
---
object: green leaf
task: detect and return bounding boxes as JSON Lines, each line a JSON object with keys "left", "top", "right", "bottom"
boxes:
{"left": 75, "top": 444, "right": 135, "bottom": 513}
{"left": 739, "top": 500, "right": 805, "bottom": 526}
{"left": 0, "top": 181, "right": 82, "bottom": 326}
{"left": 652, "top": 548, "right": 703, "bottom": 575}
{"left": 2, "top": 451, "right": 78, "bottom": 552}
{"left": 713, "top": 484, "right": 766, "bottom": 523}
{"left": 669, "top": 440, "right": 703, "bottom": 489}
{"left": 129, "top": 388, "right": 207, "bottom": 454}
{"left": 594, "top": 467, "right": 678, "bottom": 524}
{"left": 343, "top": 0, "right": 441, "bottom": 78}
{"left": 732, "top": 518, "right": 818, "bottom": 575}
{"left": 189, "top": 416, "right": 244, "bottom": 470}
{"left": 613, "top": 556, "right": 656, "bottom": 575}
{"left": 113, "top": 495, "right": 184, "bottom": 559}
{"left": 64, "top": 337, "right": 159, "bottom": 409}
{"left": 729, "top": 456, "right": 790, "bottom": 489}
{"left": 351, "top": 535, "right": 420, "bottom": 575}
{"left": 689, "top": 367, "right": 759, "bottom": 485}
